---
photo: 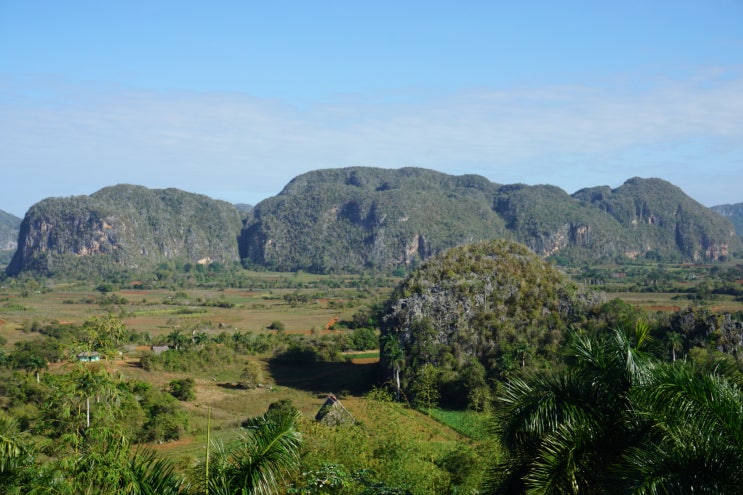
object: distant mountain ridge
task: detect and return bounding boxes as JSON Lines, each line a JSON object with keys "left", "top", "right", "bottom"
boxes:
{"left": 0, "top": 209, "right": 21, "bottom": 266}
{"left": 240, "top": 168, "right": 741, "bottom": 272}
{"left": 5, "top": 168, "right": 742, "bottom": 278}
{"left": 712, "top": 203, "right": 743, "bottom": 238}
{"left": 0, "top": 209, "right": 21, "bottom": 251}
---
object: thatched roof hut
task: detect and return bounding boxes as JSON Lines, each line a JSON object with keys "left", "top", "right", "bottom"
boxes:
{"left": 315, "top": 394, "right": 355, "bottom": 426}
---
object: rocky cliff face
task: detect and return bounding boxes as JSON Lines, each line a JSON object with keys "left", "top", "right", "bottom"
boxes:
{"left": 574, "top": 178, "right": 738, "bottom": 262}
{"left": 7, "top": 185, "right": 242, "bottom": 277}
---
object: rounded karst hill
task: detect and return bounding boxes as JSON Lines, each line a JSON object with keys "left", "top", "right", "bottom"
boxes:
{"left": 379, "top": 239, "right": 603, "bottom": 408}
{"left": 6, "top": 185, "right": 242, "bottom": 278}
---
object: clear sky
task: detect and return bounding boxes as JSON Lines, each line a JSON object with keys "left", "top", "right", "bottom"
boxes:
{"left": 1, "top": 0, "right": 742, "bottom": 217}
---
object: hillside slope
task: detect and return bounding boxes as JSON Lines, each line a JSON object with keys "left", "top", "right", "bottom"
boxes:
{"left": 0, "top": 209, "right": 21, "bottom": 250}
{"left": 572, "top": 178, "right": 737, "bottom": 262}
{"left": 7, "top": 185, "right": 243, "bottom": 278}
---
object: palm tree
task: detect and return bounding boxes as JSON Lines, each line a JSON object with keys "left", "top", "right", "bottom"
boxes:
{"left": 511, "top": 340, "right": 532, "bottom": 368}
{"left": 127, "top": 447, "right": 188, "bottom": 495}
{"left": 0, "top": 412, "right": 31, "bottom": 492}
{"left": 166, "top": 330, "right": 187, "bottom": 350}
{"left": 191, "top": 330, "right": 210, "bottom": 347}
{"left": 67, "top": 364, "right": 118, "bottom": 430}
{"left": 19, "top": 353, "right": 47, "bottom": 383}
{"left": 666, "top": 331, "right": 684, "bottom": 362}
{"left": 27, "top": 430, "right": 187, "bottom": 495}
{"left": 382, "top": 335, "right": 405, "bottom": 402}
{"left": 195, "top": 407, "right": 302, "bottom": 495}
{"left": 484, "top": 325, "right": 743, "bottom": 494}
{"left": 83, "top": 314, "right": 129, "bottom": 360}
{"left": 485, "top": 327, "right": 650, "bottom": 494}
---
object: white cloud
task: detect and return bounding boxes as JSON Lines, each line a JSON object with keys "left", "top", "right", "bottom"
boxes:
{"left": 1, "top": 66, "right": 742, "bottom": 216}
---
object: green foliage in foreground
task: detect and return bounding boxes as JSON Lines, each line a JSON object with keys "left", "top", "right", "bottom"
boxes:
{"left": 295, "top": 389, "right": 487, "bottom": 495}
{"left": 0, "top": 404, "right": 304, "bottom": 495}
{"left": 485, "top": 325, "right": 743, "bottom": 494}
{"left": 192, "top": 407, "right": 302, "bottom": 495}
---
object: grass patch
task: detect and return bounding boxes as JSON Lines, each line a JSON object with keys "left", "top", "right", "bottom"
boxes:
{"left": 130, "top": 308, "right": 200, "bottom": 317}
{"left": 343, "top": 351, "right": 380, "bottom": 360}
{"left": 0, "top": 303, "right": 30, "bottom": 312}
{"left": 427, "top": 408, "right": 490, "bottom": 439}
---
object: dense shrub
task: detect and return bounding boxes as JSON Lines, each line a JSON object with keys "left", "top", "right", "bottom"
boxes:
{"left": 168, "top": 378, "right": 196, "bottom": 401}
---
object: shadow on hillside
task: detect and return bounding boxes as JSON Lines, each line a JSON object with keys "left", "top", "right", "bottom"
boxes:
{"left": 217, "top": 382, "right": 245, "bottom": 390}
{"left": 267, "top": 359, "right": 380, "bottom": 396}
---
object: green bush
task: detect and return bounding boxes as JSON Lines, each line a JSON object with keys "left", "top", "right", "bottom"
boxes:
{"left": 268, "top": 320, "right": 286, "bottom": 331}
{"left": 240, "top": 361, "right": 264, "bottom": 389}
{"left": 350, "top": 327, "right": 378, "bottom": 351}
{"left": 168, "top": 378, "right": 196, "bottom": 401}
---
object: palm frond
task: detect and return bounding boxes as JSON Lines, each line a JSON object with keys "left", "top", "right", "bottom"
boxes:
{"left": 128, "top": 447, "right": 187, "bottom": 495}
{"left": 231, "top": 409, "right": 302, "bottom": 495}
{"left": 623, "top": 362, "right": 743, "bottom": 494}
{"left": 526, "top": 418, "right": 606, "bottom": 495}
{"left": 0, "top": 413, "right": 27, "bottom": 474}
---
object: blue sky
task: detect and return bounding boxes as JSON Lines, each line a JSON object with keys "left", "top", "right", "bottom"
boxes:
{"left": 1, "top": 1, "right": 742, "bottom": 217}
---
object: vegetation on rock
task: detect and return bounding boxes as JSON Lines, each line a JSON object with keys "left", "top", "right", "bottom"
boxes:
{"left": 240, "top": 167, "right": 506, "bottom": 273}
{"left": 4, "top": 169, "right": 741, "bottom": 278}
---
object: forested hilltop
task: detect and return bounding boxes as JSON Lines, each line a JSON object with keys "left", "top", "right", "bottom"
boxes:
{"left": 4, "top": 168, "right": 742, "bottom": 278}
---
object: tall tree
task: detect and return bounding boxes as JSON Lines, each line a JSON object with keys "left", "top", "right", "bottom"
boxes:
{"left": 81, "top": 314, "right": 128, "bottom": 360}
{"left": 166, "top": 330, "right": 187, "bottom": 351}
{"left": 666, "top": 331, "right": 684, "bottom": 362}
{"left": 67, "top": 364, "right": 119, "bottom": 430}
{"left": 381, "top": 335, "right": 405, "bottom": 402}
